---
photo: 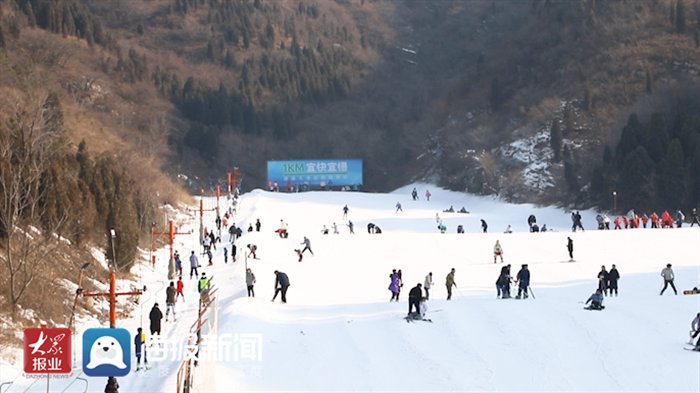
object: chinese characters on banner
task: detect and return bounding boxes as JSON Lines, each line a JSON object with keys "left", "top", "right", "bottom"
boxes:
{"left": 23, "top": 328, "right": 72, "bottom": 374}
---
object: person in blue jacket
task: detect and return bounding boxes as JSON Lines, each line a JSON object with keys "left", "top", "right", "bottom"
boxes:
{"left": 515, "top": 264, "right": 530, "bottom": 299}
{"left": 134, "top": 327, "right": 147, "bottom": 370}
{"left": 585, "top": 289, "right": 605, "bottom": 310}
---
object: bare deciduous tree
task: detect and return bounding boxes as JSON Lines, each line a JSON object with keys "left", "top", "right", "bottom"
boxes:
{"left": 0, "top": 98, "right": 69, "bottom": 319}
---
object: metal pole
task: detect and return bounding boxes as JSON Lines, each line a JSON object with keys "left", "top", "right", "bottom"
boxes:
{"left": 110, "top": 229, "right": 118, "bottom": 272}
{"left": 168, "top": 220, "right": 176, "bottom": 280}
{"left": 612, "top": 191, "right": 617, "bottom": 216}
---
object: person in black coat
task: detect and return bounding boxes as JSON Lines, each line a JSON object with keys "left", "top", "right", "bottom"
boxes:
{"left": 597, "top": 265, "right": 609, "bottom": 295}
{"left": 149, "top": 303, "right": 163, "bottom": 336}
{"left": 566, "top": 237, "right": 574, "bottom": 261}
{"left": 496, "top": 264, "right": 512, "bottom": 298}
{"left": 608, "top": 264, "right": 620, "bottom": 296}
{"left": 408, "top": 284, "right": 423, "bottom": 315}
{"left": 480, "top": 219, "right": 488, "bottom": 233}
{"left": 515, "top": 264, "right": 530, "bottom": 299}
{"left": 272, "top": 270, "right": 290, "bottom": 303}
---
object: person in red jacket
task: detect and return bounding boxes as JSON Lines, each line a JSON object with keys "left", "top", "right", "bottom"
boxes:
{"left": 650, "top": 212, "right": 659, "bottom": 228}
{"left": 661, "top": 210, "right": 672, "bottom": 228}
{"left": 623, "top": 215, "right": 629, "bottom": 229}
{"left": 176, "top": 277, "right": 184, "bottom": 302}
{"left": 641, "top": 213, "right": 649, "bottom": 228}
{"left": 614, "top": 216, "right": 622, "bottom": 230}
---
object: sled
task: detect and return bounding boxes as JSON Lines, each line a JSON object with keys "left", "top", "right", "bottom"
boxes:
{"left": 683, "top": 289, "right": 699, "bottom": 295}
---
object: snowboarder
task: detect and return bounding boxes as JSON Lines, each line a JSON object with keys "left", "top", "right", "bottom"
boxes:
{"left": 367, "top": 223, "right": 376, "bottom": 234}
{"left": 480, "top": 219, "right": 488, "bottom": 233}
{"left": 515, "top": 264, "right": 530, "bottom": 299}
{"left": 134, "top": 327, "right": 147, "bottom": 370}
{"left": 408, "top": 283, "right": 423, "bottom": 315}
{"left": 608, "top": 265, "right": 620, "bottom": 296}
{"left": 493, "top": 240, "right": 504, "bottom": 263}
{"left": 272, "top": 270, "right": 290, "bottom": 303}
{"left": 165, "top": 281, "right": 176, "bottom": 321}
{"left": 149, "top": 303, "right": 162, "bottom": 336}
{"left": 446, "top": 268, "right": 457, "bottom": 300}
{"left": 584, "top": 289, "right": 605, "bottom": 310}
{"left": 189, "top": 251, "right": 199, "bottom": 279}
{"left": 660, "top": 263, "right": 677, "bottom": 295}
{"left": 246, "top": 268, "right": 256, "bottom": 297}
{"left": 572, "top": 211, "right": 584, "bottom": 232}
{"left": 176, "top": 277, "right": 184, "bottom": 302}
{"left": 343, "top": 205, "right": 349, "bottom": 219}
{"left": 597, "top": 266, "right": 609, "bottom": 296}
{"left": 255, "top": 218, "right": 261, "bottom": 232}
{"left": 567, "top": 237, "right": 574, "bottom": 261}
{"left": 424, "top": 272, "right": 433, "bottom": 300}
{"left": 396, "top": 201, "right": 403, "bottom": 212}
{"left": 389, "top": 269, "right": 401, "bottom": 302}
{"left": 247, "top": 224, "right": 253, "bottom": 232}
{"left": 504, "top": 225, "right": 512, "bottom": 234}
{"left": 690, "top": 313, "right": 700, "bottom": 348}
{"left": 300, "top": 236, "right": 313, "bottom": 255}
{"left": 374, "top": 225, "right": 382, "bottom": 234}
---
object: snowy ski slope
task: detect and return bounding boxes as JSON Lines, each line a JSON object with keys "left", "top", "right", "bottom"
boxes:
{"left": 2, "top": 184, "right": 699, "bottom": 392}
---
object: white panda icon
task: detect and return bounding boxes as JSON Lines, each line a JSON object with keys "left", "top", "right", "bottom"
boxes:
{"left": 86, "top": 335, "right": 127, "bottom": 369}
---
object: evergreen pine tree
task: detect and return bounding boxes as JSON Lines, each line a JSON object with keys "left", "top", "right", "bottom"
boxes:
{"left": 550, "top": 120, "right": 563, "bottom": 162}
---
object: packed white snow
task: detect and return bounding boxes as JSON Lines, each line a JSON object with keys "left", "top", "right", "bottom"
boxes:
{"left": 1, "top": 183, "right": 699, "bottom": 392}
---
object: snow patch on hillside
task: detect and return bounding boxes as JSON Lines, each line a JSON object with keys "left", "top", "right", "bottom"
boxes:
{"left": 500, "top": 129, "right": 555, "bottom": 191}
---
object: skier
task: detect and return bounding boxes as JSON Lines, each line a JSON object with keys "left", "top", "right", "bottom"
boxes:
{"left": 206, "top": 248, "right": 213, "bottom": 266}
{"left": 493, "top": 240, "right": 504, "bottom": 263}
{"left": 347, "top": 221, "right": 355, "bottom": 234}
{"left": 408, "top": 283, "right": 423, "bottom": 316}
{"left": 446, "top": 268, "right": 457, "bottom": 300}
{"left": 424, "top": 272, "right": 433, "bottom": 300}
{"left": 389, "top": 269, "right": 401, "bottom": 302}
{"left": 572, "top": 211, "right": 584, "bottom": 232}
{"left": 411, "top": 188, "right": 418, "bottom": 201}
{"left": 189, "top": 251, "right": 199, "bottom": 279}
{"left": 149, "top": 303, "right": 162, "bottom": 336}
{"left": 246, "top": 268, "right": 256, "bottom": 297}
{"left": 691, "top": 208, "right": 700, "bottom": 227}
{"left": 514, "top": 264, "right": 530, "bottom": 299}
{"left": 176, "top": 276, "right": 184, "bottom": 302}
{"left": 660, "top": 263, "right": 677, "bottom": 295}
{"left": 342, "top": 205, "right": 349, "bottom": 219}
{"left": 396, "top": 201, "right": 403, "bottom": 212}
{"left": 165, "top": 281, "right": 176, "bottom": 322}
{"left": 584, "top": 289, "right": 605, "bottom": 310}
{"left": 134, "top": 327, "right": 147, "bottom": 371}
{"left": 597, "top": 266, "right": 609, "bottom": 296}
{"left": 300, "top": 236, "right": 313, "bottom": 255}
{"left": 255, "top": 218, "right": 261, "bottom": 232}
{"left": 425, "top": 189, "right": 431, "bottom": 201}
{"left": 272, "top": 270, "right": 290, "bottom": 303}
{"left": 480, "top": 219, "right": 488, "bottom": 233}
{"left": 608, "top": 265, "right": 620, "bottom": 296}
{"left": 567, "top": 237, "right": 574, "bottom": 261}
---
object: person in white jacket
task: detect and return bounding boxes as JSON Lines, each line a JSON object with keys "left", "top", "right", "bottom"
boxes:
{"left": 493, "top": 240, "right": 504, "bottom": 264}
{"left": 660, "top": 263, "right": 677, "bottom": 295}
{"left": 424, "top": 272, "right": 433, "bottom": 300}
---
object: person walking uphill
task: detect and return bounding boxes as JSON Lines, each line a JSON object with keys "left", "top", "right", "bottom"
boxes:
{"left": 660, "top": 263, "right": 677, "bottom": 295}
{"left": 189, "top": 251, "right": 199, "bottom": 279}
{"left": 272, "top": 270, "right": 290, "bottom": 303}
{"left": 446, "top": 268, "right": 457, "bottom": 300}
{"left": 597, "top": 266, "right": 609, "bottom": 296}
{"left": 408, "top": 283, "right": 423, "bottom": 316}
{"left": 515, "top": 264, "right": 530, "bottom": 299}
{"left": 246, "top": 268, "right": 256, "bottom": 297}
{"left": 149, "top": 303, "right": 163, "bottom": 336}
